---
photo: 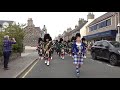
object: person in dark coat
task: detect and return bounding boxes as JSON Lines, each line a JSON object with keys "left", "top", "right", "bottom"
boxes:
{"left": 37, "top": 37, "right": 44, "bottom": 60}
{"left": 58, "top": 38, "right": 65, "bottom": 59}
{"left": 3, "top": 35, "right": 16, "bottom": 70}
{"left": 55, "top": 40, "right": 59, "bottom": 54}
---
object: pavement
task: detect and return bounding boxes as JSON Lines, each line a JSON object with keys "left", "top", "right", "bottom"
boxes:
{"left": 0, "top": 49, "right": 38, "bottom": 78}
{"left": 24, "top": 52, "right": 120, "bottom": 78}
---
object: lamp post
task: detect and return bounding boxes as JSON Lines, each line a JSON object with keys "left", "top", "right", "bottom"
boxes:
{"left": 117, "top": 12, "right": 120, "bottom": 42}
{"left": 117, "top": 23, "right": 120, "bottom": 42}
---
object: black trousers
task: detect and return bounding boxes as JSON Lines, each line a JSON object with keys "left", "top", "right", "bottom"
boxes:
{"left": 3, "top": 51, "right": 11, "bottom": 68}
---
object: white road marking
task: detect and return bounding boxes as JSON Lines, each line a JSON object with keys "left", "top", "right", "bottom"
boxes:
{"left": 22, "top": 60, "right": 39, "bottom": 78}
{"left": 106, "top": 64, "right": 114, "bottom": 67}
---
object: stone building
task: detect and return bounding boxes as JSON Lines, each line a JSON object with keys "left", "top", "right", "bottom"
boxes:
{"left": 63, "top": 18, "right": 87, "bottom": 41}
{"left": 23, "top": 18, "right": 43, "bottom": 47}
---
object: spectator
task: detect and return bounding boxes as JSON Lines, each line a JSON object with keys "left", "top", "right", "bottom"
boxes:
{"left": 3, "top": 35, "right": 16, "bottom": 70}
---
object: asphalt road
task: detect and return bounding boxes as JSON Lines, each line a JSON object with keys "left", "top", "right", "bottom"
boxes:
{"left": 24, "top": 53, "right": 120, "bottom": 78}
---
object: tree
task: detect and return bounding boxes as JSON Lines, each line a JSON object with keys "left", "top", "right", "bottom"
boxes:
{"left": 0, "top": 32, "right": 5, "bottom": 56}
{"left": 3, "top": 23, "right": 26, "bottom": 53}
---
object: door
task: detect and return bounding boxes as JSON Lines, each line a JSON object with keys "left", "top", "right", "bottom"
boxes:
{"left": 101, "top": 41, "right": 110, "bottom": 60}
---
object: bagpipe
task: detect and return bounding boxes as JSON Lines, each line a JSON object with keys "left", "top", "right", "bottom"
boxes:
{"left": 44, "top": 41, "right": 53, "bottom": 58}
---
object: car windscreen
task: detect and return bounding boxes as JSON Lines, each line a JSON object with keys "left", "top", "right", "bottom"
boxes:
{"left": 110, "top": 41, "right": 120, "bottom": 48}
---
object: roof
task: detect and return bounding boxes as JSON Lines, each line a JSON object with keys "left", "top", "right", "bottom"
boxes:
{"left": 0, "top": 20, "right": 14, "bottom": 25}
{"left": 35, "top": 27, "right": 41, "bottom": 33}
{"left": 70, "top": 21, "right": 88, "bottom": 34}
{"left": 88, "top": 12, "right": 116, "bottom": 26}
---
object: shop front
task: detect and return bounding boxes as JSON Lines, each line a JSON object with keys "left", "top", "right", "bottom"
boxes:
{"left": 83, "top": 30, "right": 117, "bottom": 44}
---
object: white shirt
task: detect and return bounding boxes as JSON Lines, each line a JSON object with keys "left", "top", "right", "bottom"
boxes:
{"left": 76, "top": 42, "right": 81, "bottom": 46}
{"left": 76, "top": 42, "right": 82, "bottom": 53}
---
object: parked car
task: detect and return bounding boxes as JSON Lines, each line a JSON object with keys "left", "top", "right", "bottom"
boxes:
{"left": 91, "top": 40, "right": 120, "bottom": 66}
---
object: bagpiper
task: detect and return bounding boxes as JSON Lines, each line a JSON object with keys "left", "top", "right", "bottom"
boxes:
{"left": 71, "top": 36, "right": 75, "bottom": 58}
{"left": 43, "top": 34, "right": 53, "bottom": 66}
{"left": 37, "top": 37, "right": 44, "bottom": 60}
{"left": 55, "top": 40, "right": 59, "bottom": 55}
{"left": 58, "top": 38, "right": 65, "bottom": 60}
{"left": 67, "top": 40, "right": 72, "bottom": 56}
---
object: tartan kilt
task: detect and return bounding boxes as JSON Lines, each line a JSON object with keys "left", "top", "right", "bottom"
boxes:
{"left": 38, "top": 49, "right": 44, "bottom": 57}
{"left": 44, "top": 51, "right": 51, "bottom": 59}
{"left": 73, "top": 53, "right": 83, "bottom": 65}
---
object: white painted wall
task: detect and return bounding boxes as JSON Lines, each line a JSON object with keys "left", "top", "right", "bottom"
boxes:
{"left": 3, "top": 22, "right": 9, "bottom": 28}
{"left": 12, "top": 21, "right": 16, "bottom": 25}
{"left": 80, "top": 19, "right": 95, "bottom": 38}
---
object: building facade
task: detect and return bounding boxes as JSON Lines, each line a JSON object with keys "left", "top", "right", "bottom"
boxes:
{"left": 80, "top": 13, "right": 95, "bottom": 38}
{"left": 41, "top": 25, "right": 47, "bottom": 38}
{"left": 23, "top": 18, "right": 44, "bottom": 47}
{"left": 63, "top": 18, "right": 87, "bottom": 41}
{"left": 84, "top": 12, "right": 119, "bottom": 44}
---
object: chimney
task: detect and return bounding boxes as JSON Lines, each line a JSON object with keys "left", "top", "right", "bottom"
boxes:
{"left": 78, "top": 18, "right": 85, "bottom": 25}
{"left": 87, "top": 12, "right": 95, "bottom": 21}
{"left": 75, "top": 25, "right": 78, "bottom": 28}
{"left": 27, "top": 18, "right": 34, "bottom": 27}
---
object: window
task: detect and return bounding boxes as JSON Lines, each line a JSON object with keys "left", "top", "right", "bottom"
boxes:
{"left": 89, "top": 27, "right": 92, "bottom": 31}
{"left": 99, "top": 23, "right": 102, "bottom": 28}
{"left": 103, "top": 21, "right": 107, "bottom": 27}
{"left": 94, "top": 41, "right": 102, "bottom": 46}
{"left": 102, "top": 41, "right": 109, "bottom": 47}
{"left": 96, "top": 24, "right": 99, "bottom": 29}
{"left": 100, "top": 21, "right": 106, "bottom": 28}
{"left": 94, "top": 25, "right": 97, "bottom": 30}
{"left": 106, "top": 19, "right": 111, "bottom": 26}
{"left": 110, "top": 41, "right": 120, "bottom": 48}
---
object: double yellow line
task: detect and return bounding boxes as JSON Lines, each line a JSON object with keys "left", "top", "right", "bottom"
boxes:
{"left": 22, "top": 60, "right": 39, "bottom": 78}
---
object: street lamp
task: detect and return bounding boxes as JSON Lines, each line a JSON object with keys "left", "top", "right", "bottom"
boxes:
{"left": 117, "top": 23, "right": 120, "bottom": 42}
{"left": 116, "top": 12, "right": 120, "bottom": 42}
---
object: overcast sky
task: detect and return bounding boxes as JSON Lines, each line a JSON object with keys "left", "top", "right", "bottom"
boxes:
{"left": 0, "top": 12, "right": 106, "bottom": 39}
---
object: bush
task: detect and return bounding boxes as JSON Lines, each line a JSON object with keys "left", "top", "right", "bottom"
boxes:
{"left": 0, "top": 23, "right": 26, "bottom": 57}
{"left": 0, "top": 33, "right": 4, "bottom": 57}
{"left": 12, "top": 43, "right": 24, "bottom": 53}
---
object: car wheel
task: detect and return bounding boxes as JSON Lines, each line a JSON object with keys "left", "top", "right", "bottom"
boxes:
{"left": 91, "top": 52, "right": 97, "bottom": 60}
{"left": 109, "top": 54, "right": 118, "bottom": 66}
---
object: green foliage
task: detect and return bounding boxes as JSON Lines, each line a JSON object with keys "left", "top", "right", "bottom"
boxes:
{"left": 0, "top": 23, "right": 26, "bottom": 57}
{"left": 0, "top": 32, "right": 4, "bottom": 56}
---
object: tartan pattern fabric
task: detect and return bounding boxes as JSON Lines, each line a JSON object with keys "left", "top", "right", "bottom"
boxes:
{"left": 73, "top": 54, "right": 83, "bottom": 65}
{"left": 72, "top": 42, "right": 84, "bottom": 65}
{"left": 38, "top": 49, "right": 44, "bottom": 56}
